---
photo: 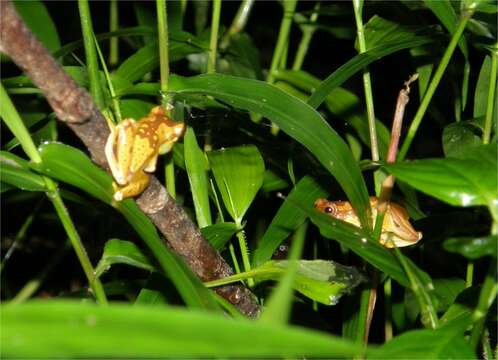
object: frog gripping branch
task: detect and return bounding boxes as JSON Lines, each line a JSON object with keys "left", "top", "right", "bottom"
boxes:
{"left": 105, "top": 106, "right": 185, "bottom": 201}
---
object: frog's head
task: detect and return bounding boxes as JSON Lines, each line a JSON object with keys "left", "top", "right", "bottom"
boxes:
{"left": 149, "top": 106, "right": 185, "bottom": 154}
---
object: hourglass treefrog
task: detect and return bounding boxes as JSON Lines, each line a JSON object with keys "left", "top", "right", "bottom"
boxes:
{"left": 314, "top": 197, "right": 422, "bottom": 248}
{"left": 105, "top": 106, "right": 185, "bottom": 201}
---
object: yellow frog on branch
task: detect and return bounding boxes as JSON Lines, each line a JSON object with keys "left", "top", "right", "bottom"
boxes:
{"left": 105, "top": 106, "right": 185, "bottom": 201}
{"left": 314, "top": 197, "right": 422, "bottom": 248}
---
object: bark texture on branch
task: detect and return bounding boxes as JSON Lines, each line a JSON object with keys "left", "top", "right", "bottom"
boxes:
{"left": 0, "top": 0, "right": 260, "bottom": 318}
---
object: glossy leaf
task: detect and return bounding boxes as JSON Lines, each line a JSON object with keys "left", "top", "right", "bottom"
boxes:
{"left": 170, "top": 74, "right": 371, "bottom": 229}
{"left": 443, "top": 235, "right": 497, "bottom": 259}
{"left": 0, "top": 151, "right": 46, "bottom": 192}
{"left": 1, "top": 301, "right": 368, "bottom": 358}
{"left": 385, "top": 143, "right": 497, "bottom": 218}
{"left": 208, "top": 145, "right": 265, "bottom": 224}
{"left": 474, "top": 56, "right": 492, "bottom": 121}
{"left": 13, "top": 0, "right": 60, "bottom": 53}
{"left": 442, "top": 122, "right": 482, "bottom": 158}
{"left": 252, "top": 176, "right": 328, "bottom": 267}
{"left": 307, "top": 36, "right": 434, "bottom": 109}
{"left": 95, "top": 239, "right": 154, "bottom": 278}
{"left": 184, "top": 127, "right": 212, "bottom": 228}
{"left": 200, "top": 222, "right": 239, "bottom": 250}
{"left": 35, "top": 143, "right": 219, "bottom": 311}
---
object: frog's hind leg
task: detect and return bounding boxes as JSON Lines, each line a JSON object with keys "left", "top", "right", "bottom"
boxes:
{"left": 113, "top": 171, "right": 150, "bottom": 201}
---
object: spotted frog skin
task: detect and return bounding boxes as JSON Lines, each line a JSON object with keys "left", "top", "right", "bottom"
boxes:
{"left": 105, "top": 106, "right": 185, "bottom": 201}
{"left": 314, "top": 196, "right": 422, "bottom": 248}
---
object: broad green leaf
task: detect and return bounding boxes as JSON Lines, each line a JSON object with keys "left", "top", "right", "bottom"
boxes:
{"left": 442, "top": 122, "right": 482, "bottom": 158}
{"left": 422, "top": 0, "right": 469, "bottom": 58}
{"left": 252, "top": 176, "right": 328, "bottom": 267}
{"left": 385, "top": 143, "right": 498, "bottom": 219}
{"left": 119, "top": 99, "right": 155, "bottom": 121}
{"left": 443, "top": 235, "right": 497, "bottom": 259}
{"left": 275, "top": 70, "right": 390, "bottom": 158}
{"left": 184, "top": 127, "right": 212, "bottom": 228}
{"left": 440, "top": 286, "right": 479, "bottom": 325}
{"left": 95, "top": 239, "right": 154, "bottom": 277}
{"left": 14, "top": 0, "right": 61, "bottom": 53}
{"left": 35, "top": 143, "right": 219, "bottom": 311}
{"left": 220, "top": 33, "right": 263, "bottom": 80}
{"left": 208, "top": 145, "right": 265, "bottom": 224}
{"left": 307, "top": 36, "right": 433, "bottom": 109}
{"left": 368, "top": 319, "right": 475, "bottom": 359}
{"left": 0, "top": 151, "right": 46, "bottom": 192}
{"left": 1, "top": 301, "right": 369, "bottom": 358}
{"left": 200, "top": 222, "right": 239, "bottom": 251}
{"left": 170, "top": 74, "right": 371, "bottom": 229}
{"left": 433, "top": 278, "right": 466, "bottom": 311}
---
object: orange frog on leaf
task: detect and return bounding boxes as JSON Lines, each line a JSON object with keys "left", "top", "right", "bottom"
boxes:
{"left": 105, "top": 106, "right": 185, "bottom": 201}
{"left": 315, "top": 197, "right": 422, "bottom": 248}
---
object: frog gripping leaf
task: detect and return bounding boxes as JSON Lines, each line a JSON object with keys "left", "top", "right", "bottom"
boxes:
{"left": 105, "top": 106, "right": 185, "bottom": 201}
{"left": 315, "top": 196, "right": 422, "bottom": 248}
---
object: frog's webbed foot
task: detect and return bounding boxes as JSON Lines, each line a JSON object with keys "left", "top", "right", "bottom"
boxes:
{"left": 113, "top": 171, "right": 151, "bottom": 201}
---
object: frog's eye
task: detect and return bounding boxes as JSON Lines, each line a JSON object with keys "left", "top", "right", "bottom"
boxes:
{"left": 324, "top": 206, "right": 334, "bottom": 214}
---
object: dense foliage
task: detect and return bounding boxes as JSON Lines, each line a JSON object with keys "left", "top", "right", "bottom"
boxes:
{"left": 1, "top": 0, "right": 497, "bottom": 358}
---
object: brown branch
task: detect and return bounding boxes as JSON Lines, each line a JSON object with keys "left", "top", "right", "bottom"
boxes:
{"left": 0, "top": 0, "right": 260, "bottom": 318}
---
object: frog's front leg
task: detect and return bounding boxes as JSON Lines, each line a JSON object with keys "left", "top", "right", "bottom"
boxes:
{"left": 113, "top": 170, "right": 151, "bottom": 201}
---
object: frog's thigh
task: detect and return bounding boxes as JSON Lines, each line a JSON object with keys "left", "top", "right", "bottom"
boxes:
{"left": 113, "top": 171, "right": 151, "bottom": 201}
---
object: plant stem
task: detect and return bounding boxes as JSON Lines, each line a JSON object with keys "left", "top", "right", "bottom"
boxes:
{"left": 469, "top": 257, "right": 497, "bottom": 350}
{"left": 156, "top": 0, "right": 170, "bottom": 95}
{"left": 483, "top": 42, "right": 497, "bottom": 144}
{"left": 208, "top": 0, "right": 221, "bottom": 73}
{"left": 109, "top": 0, "right": 119, "bottom": 67}
{"left": 398, "top": 11, "right": 473, "bottom": 160}
{"left": 44, "top": 177, "right": 108, "bottom": 305}
{"left": 384, "top": 278, "right": 393, "bottom": 341}
{"left": 164, "top": 154, "right": 176, "bottom": 199}
{"left": 353, "top": 0, "right": 379, "bottom": 162}
{"left": 267, "top": 0, "right": 297, "bottom": 84}
{"left": 466, "top": 261, "right": 474, "bottom": 288}
{"left": 78, "top": 0, "right": 105, "bottom": 109}
{"left": 292, "top": 3, "right": 319, "bottom": 71}
{"left": 220, "top": 0, "right": 254, "bottom": 49}
{"left": 236, "top": 228, "right": 254, "bottom": 287}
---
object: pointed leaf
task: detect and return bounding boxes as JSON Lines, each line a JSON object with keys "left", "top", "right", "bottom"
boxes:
{"left": 443, "top": 235, "right": 497, "bottom": 259}
{"left": 95, "top": 239, "right": 154, "bottom": 277}
{"left": 200, "top": 222, "right": 239, "bottom": 250}
{"left": 0, "top": 151, "right": 46, "bottom": 192}
{"left": 208, "top": 145, "right": 265, "bottom": 223}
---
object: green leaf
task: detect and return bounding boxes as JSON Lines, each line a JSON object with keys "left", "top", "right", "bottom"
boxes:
{"left": 368, "top": 320, "right": 475, "bottom": 359}
{"left": 35, "top": 143, "right": 219, "bottom": 311}
{"left": 252, "top": 176, "right": 328, "bottom": 267}
{"left": 385, "top": 143, "right": 498, "bottom": 219}
{"left": 200, "top": 222, "right": 239, "bottom": 251}
{"left": 95, "top": 239, "right": 154, "bottom": 277}
{"left": 170, "top": 74, "right": 371, "bottom": 229}
{"left": 0, "top": 151, "right": 46, "bottom": 192}
{"left": 432, "top": 278, "right": 466, "bottom": 311}
{"left": 474, "top": 56, "right": 492, "bottom": 121}
{"left": 220, "top": 33, "right": 263, "bottom": 80}
{"left": 261, "top": 170, "right": 289, "bottom": 192}
{"left": 422, "top": 0, "right": 469, "bottom": 58}
{"left": 208, "top": 145, "right": 265, "bottom": 224}
{"left": 442, "top": 122, "right": 482, "bottom": 158}
{"left": 443, "top": 235, "right": 497, "bottom": 259}
{"left": 307, "top": 35, "right": 433, "bottom": 109}
{"left": 275, "top": 70, "right": 390, "bottom": 158}
{"left": 13, "top": 0, "right": 61, "bottom": 53}
{"left": 1, "top": 301, "right": 368, "bottom": 358}
{"left": 119, "top": 99, "right": 155, "bottom": 120}
{"left": 184, "top": 127, "right": 212, "bottom": 228}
